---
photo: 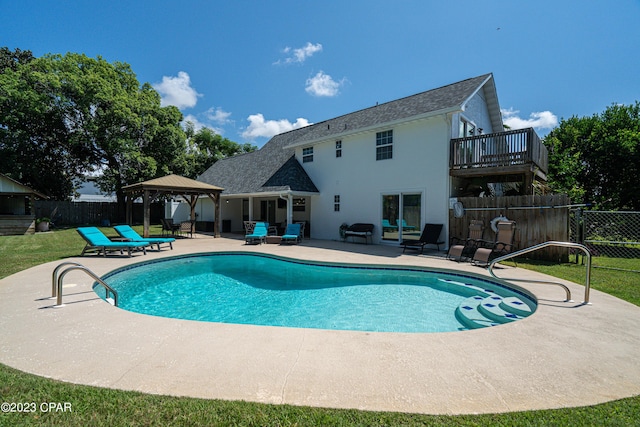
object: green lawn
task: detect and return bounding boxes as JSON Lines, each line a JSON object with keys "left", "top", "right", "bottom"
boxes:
{"left": 1, "top": 228, "right": 639, "bottom": 426}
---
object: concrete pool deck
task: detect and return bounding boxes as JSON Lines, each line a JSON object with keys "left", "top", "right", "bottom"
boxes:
{"left": 1, "top": 234, "right": 640, "bottom": 415}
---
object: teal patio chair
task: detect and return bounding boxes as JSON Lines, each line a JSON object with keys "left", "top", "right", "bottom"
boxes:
{"left": 401, "top": 219, "right": 417, "bottom": 231}
{"left": 77, "top": 227, "right": 151, "bottom": 257}
{"left": 382, "top": 219, "right": 398, "bottom": 232}
{"left": 245, "top": 222, "right": 268, "bottom": 244}
{"left": 113, "top": 225, "right": 175, "bottom": 251}
{"left": 280, "top": 223, "right": 302, "bottom": 244}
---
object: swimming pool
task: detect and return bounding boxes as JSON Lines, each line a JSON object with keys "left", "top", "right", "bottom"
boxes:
{"left": 96, "top": 252, "right": 537, "bottom": 333}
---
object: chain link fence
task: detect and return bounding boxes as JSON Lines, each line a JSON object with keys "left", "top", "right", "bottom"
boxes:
{"left": 570, "top": 209, "right": 640, "bottom": 271}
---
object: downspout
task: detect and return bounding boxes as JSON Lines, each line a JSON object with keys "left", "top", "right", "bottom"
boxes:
{"left": 279, "top": 192, "right": 293, "bottom": 225}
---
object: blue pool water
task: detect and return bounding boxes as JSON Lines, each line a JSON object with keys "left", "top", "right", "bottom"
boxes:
{"left": 96, "top": 252, "right": 536, "bottom": 333}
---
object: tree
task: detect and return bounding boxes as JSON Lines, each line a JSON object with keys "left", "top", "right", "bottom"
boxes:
{"left": 183, "top": 122, "right": 256, "bottom": 178}
{"left": 1, "top": 48, "right": 82, "bottom": 198}
{"left": 545, "top": 103, "right": 640, "bottom": 210}
{"left": 0, "top": 51, "right": 188, "bottom": 211}
{"left": 0, "top": 47, "right": 34, "bottom": 72}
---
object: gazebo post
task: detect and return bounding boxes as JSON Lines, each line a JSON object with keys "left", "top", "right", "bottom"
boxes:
{"left": 189, "top": 194, "right": 197, "bottom": 236}
{"left": 211, "top": 192, "right": 221, "bottom": 238}
{"left": 143, "top": 189, "right": 150, "bottom": 238}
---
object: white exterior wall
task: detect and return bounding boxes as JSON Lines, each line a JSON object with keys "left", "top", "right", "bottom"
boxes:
{"left": 301, "top": 115, "right": 452, "bottom": 243}
{"left": 457, "top": 90, "right": 494, "bottom": 136}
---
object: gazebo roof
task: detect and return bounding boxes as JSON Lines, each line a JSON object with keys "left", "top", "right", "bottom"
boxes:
{"left": 122, "top": 174, "right": 223, "bottom": 195}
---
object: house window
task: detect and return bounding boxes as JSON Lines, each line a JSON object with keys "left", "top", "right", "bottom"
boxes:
{"left": 334, "top": 195, "right": 340, "bottom": 212}
{"left": 459, "top": 118, "right": 476, "bottom": 138}
{"left": 376, "top": 130, "right": 393, "bottom": 160}
{"left": 302, "top": 147, "right": 313, "bottom": 163}
{"left": 336, "top": 140, "right": 342, "bottom": 158}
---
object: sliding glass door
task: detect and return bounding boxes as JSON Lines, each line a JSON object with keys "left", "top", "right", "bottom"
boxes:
{"left": 381, "top": 193, "right": 422, "bottom": 242}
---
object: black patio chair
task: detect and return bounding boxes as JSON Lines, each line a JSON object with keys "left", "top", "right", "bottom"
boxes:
{"left": 401, "top": 223, "right": 444, "bottom": 254}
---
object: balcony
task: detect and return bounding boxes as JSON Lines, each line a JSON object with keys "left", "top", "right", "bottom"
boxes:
{"left": 450, "top": 127, "right": 548, "bottom": 181}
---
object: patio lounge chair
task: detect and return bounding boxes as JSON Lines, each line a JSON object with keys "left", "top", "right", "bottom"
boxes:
{"left": 77, "top": 227, "right": 151, "bottom": 257}
{"left": 382, "top": 219, "right": 398, "bottom": 232}
{"left": 280, "top": 223, "right": 302, "bottom": 244}
{"left": 447, "top": 220, "right": 484, "bottom": 261}
{"left": 401, "top": 223, "right": 444, "bottom": 254}
{"left": 401, "top": 219, "right": 417, "bottom": 231}
{"left": 245, "top": 222, "right": 268, "bottom": 244}
{"left": 160, "top": 218, "right": 180, "bottom": 236}
{"left": 113, "top": 225, "right": 175, "bottom": 251}
{"left": 472, "top": 220, "right": 516, "bottom": 266}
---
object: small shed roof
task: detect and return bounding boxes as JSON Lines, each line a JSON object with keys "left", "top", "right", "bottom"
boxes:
{"left": 122, "top": 174, "right": 224, "bottom": 195}
{"left": 0, "top": 173, "right": 48, "bottom": 199}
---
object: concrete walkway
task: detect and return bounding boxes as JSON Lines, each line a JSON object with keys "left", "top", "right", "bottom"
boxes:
{"left": 1, "top": 235, "right": 640, "bottom": 415}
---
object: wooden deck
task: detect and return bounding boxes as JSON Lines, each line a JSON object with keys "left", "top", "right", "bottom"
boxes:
{"left": 449, "top": 128, "right": 548, "bottom": 180}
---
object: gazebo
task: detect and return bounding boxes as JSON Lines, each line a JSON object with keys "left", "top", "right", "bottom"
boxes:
{"left": 122, "top": 174, "right": 224, "bottom": 238}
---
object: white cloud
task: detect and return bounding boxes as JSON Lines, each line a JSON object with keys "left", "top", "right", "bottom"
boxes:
{"left": 241, "top": 113, "right": 311, "bottom": 140}
{"left": 275, "top": 42, "right": 323, "bottom": 65}
{"left": 305, "top": 71, "right": 344, "bottom": 97}
{"left": 205, "top": 107, "right": 232, "bottom": 125}
{"left": 501, "top": 108, "right": 558, "bottom": 131}
{"left": 153, "top": 71, "right": 201, "bottom": 109}
{"left": 182, "top": 113, "right": 225, "bottom": 135}
{"left": 182, "top": 114, "right": 208, "bottom": 132}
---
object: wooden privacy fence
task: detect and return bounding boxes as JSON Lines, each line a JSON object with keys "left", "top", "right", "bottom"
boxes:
{"left": 35, "top": 200, "right": 163, "bottom": 226}
{"left": 449, "top": 194, "right": 570, "bottom": 261}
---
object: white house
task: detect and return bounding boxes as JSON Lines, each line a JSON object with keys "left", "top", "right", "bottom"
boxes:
{"left": 197, "top": 73, "right": 547, "bottom": 245}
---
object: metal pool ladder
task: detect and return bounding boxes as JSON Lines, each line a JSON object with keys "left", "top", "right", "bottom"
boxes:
{"left": 487, "top": 241, "right": 592, "bottom": 305}
{"left": 51, "top": 262, "right": 119, "bottom": 307}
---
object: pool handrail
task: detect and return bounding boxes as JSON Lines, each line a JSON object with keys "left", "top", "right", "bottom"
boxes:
{"left": 51, "top": 261, "right": 84, "bottom": 298}
{"left": 487, "top": 241, "right": 592, "bottom": 305}
{"left": 53, "top": 263, "right": 118, "bottom": 307}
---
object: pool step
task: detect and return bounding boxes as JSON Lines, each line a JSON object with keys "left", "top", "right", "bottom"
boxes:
{"left": 455, "top": 294, "right": 533, "bottom": 329}
{"left": 500, "top": 296, "right": 534, "bottom": 317}
{"left": 455, "top": 296, "right": 500, "bottom": 329}
{"left": 477, "top": 295, "right": 525, "bottom": 323}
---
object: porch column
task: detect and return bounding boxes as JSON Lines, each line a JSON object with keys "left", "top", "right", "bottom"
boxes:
{"left": 248, "top": 196, "right": 254, "bottom": 221}
{"left": 287, "top": 194, "right": 293, "bottom": 226}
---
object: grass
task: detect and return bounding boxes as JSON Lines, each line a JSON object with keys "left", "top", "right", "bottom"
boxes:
{"left": 1, "top": 228, "right": 639, "bottom": 426}
{"left": 505, "top": 255, "right": 640, "bottom": 307}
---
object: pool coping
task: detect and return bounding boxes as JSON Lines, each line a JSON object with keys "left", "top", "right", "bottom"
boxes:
{"left": 2, "top": 236, "right": 640, "bottom": 415}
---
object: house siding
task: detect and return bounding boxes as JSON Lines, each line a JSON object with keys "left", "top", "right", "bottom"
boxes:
{"left": 299, "top": 115, "right": 452, "bottom": 243}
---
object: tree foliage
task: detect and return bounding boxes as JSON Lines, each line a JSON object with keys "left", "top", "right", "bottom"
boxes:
{"left": 545, "top": 102, "right": 640, "bottom": 210}
{"left": 183, "top": 122, "right": 256, "bottom": 179}
{"left": 0, "top": 50, "right": 188, "bottom": 205}
{"left": 1, "top": 48, "right": 256, "bottom": 209}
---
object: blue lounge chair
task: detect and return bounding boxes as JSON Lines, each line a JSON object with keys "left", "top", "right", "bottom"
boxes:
{"left": 401, "top": 219, "right": 417, "bottom": 231}
{"left": 245, "top": 222, "right": 268, "bottom": 244}
{"left": 77, "top": 227, "right": 151, "bottom": 257}
{"left": 280, "top": 223, "right": 302, "bottom": 244}
{"left": 113, "top": 225, "right": 175, "bottom": 251}
{"left": 382, "top": 219, "right": 398, "bottom": 232}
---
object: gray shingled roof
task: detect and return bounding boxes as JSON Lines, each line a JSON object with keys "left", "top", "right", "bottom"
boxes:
{"left": 198, "top": 74, "right": 497, "bottom": 196}
{"left": 285, "top": 73, "right": 497, "bottom": 147}
{"left": 197, "top": 125, "right": 319, "bottom": 195}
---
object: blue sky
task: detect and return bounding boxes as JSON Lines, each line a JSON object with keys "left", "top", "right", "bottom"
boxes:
{"left": 2, "top": 0, "right": 639, "bottom": 147}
